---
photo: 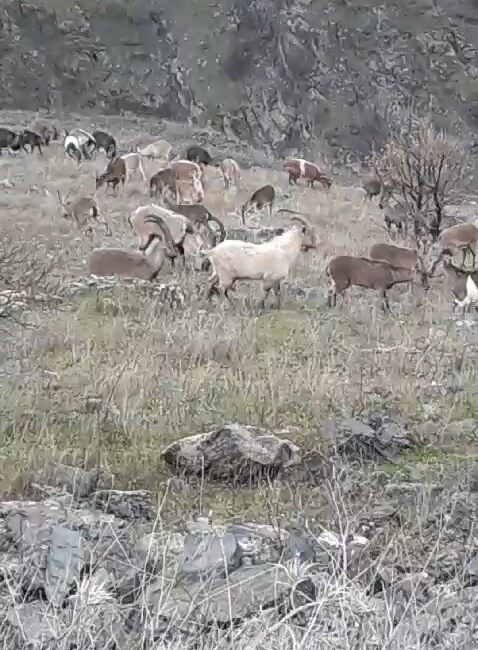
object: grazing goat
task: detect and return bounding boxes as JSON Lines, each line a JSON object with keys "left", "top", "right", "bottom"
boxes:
{"left": 362, "top": 178, "right": 382, "bottom": 201}
{"left": 58, "top": 192, "right": 110, "bottom": 237}
{"left": 96, "top": 157, "right": 127, "bottom": 192}
{"left": 88, "top": 223, "right": 176, "bottom": 280}
{"left": 241, "top": 185, "right": 275, "bottom": 225}
{"left": 369, "top": 243, "right": 424, "bottom": 272}
{"left": 186, "top": 145, "right": 212, "bottom": 166}
{"left": 200, "top": 213, "right": 316, "bottom": 308}
{"left": 92, "top": 130, "right": 116, "bottom": 158}
{"left": 150, "top": 168, "right": 176, "bottom": 199}
{"left": 220, "top": 158, "right": 241, "bottom": 189}
{"left": 120, "top": 152, "right": 147, "bottom": 182}
{"left": 327, "top": 256, "right": 429, "bottom": 312}
{"left": 162, "top": 196, "right": 226, "bottom": 244}
{"left": 0, "top": 128, "right": 21, "bottom": 153}
{"left": 438, "top": 223, "right": 478, "bottom": 267}
{"left": 28, "top": 119, "right": 58, "bottom": 145}
{"left": 378, "top": 189, "right": 408, "bottom": 235}
{"left": 64, "top": 129, "right": 96, "bottom": 162}
{"left": 442, "top": 258, "right": 478, "bottom": 314}
{"left": 137, "top": 139, "right": 172, "bottom": 162}
{"left": 20, "top": 129, "right": 43, "bottom": 155}
{"left": 129, "top": 204, "right": 201, "bottom": 268}
{"left": 171, "top": 159, "right": 204, "bottom": 203}
{"left": 284, "top": 158, "right": 332, "bottom": 189}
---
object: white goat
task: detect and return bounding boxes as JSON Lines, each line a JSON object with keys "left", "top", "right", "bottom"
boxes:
{"left": 121, "top": 153, "right": 147, "bottom": 182}
{"left": 64, "top": 128, "right": 96, "bottom": 162}
{"left": 137, "top": 139, "right": 172, "bottom": 163}
{"left": 200, "top": 212, "right": 316, "bottom": 308}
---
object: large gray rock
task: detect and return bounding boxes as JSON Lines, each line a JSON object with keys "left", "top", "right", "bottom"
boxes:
{"left": 161, "top": 422, "right": 301, "bottom": 482}
{"left": 147, "top": 564, "right": 299, "bottom": 628}
{"left": 45, "top": 525, "right": 85, "bottom": 607}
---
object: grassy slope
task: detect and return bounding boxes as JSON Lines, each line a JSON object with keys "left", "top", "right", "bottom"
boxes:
{"left": 0, "top": 111, "right": 477, "bottom": 525}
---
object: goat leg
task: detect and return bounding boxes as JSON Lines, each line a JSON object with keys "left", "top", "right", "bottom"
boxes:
{"left": 381, "top": 289, "right": 391, "bottom": 313}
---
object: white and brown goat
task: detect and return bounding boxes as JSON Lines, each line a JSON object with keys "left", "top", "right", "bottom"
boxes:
{"left": 284, "top": 158, "right": 332, "bottom": 189}
{"left": 442, "top": 258, "right": 478, "bottom": 314}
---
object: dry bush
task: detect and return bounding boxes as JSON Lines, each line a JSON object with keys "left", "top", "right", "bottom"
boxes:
{"left": 372, "top": 114, "right": 469, "bottom": 242}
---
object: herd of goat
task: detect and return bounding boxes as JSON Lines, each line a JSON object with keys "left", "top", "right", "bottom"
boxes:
{"left": 1, "top": 117, "right": 478, "bottom": 314}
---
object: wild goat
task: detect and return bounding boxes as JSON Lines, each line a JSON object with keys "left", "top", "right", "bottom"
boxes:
{"left": 120, "top": 153, "right": 147, "bottom": 182}
{"left": 442, "top": 258, "right": 478, "bottom": 314}
{"left": 88, "top": 222, "right": 176, "bottom": 280}
{"left": 171, "top": 160, "right": 204, "bottom": 203}
{"left": 92, "top": 130, "right": 116, "bottom": 158}
{"left": 0, "top": 127, "right": 21, "bottom": 153}
{"left": 186, "top": 145, "right": 212, "bottom": 166}
{"left": 362, "top": 178, "right": 397, "bottom": 202}
{"left": 28, "top": 119, "right": 58, "bottom": 145}
{"left": 20, "top": 129, "right": 44, "bottom": 155}
{"left": 438, "top": 223, "right": 478, "bottom": 267}
{"left": 200, "top": 213, "right": 316, "bottom": 308}
{"left": 220, "top": 158, "right": 241, "bottom": 189}
{"left": 129, "top": 204, "right": 201, "bottom": 268}
{"left": 284, "top": 158, "right": 332, "bottom": 189}
{"left": 369, "top": 243, "right": 424, "bottom": 272}
{"left": 378, "top": 188, "right": 408, "bottom": 235}
{"left": 64, "top": 129, "right": 96, "bottom": 162}
{"left": 150, "top": 168, "right": 176, "bottom": 199}
{"left": 58, "top": 192, "right": 110, "bottom": 237}
{"left": 162, "top": 196, "right": 226, "bottom": 244}
{"left": 137, "top": 139, "right": 172, "bottom": 162}
{"left": 241, "top": 185, "right": 275, "bottom": 225}
{"left": 327, "top": 256, "right": 429, "bottom": 312}
{"left": 96, "top": 157, "right": 126, "bottom": 191}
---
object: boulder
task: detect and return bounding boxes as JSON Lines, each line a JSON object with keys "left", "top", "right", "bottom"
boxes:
{"left": 161, "top": 422, "right": 301, "bottom": 482}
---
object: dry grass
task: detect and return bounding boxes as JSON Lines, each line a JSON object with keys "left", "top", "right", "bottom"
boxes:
{"left": 0, "top": 110, "right": 477, "bottom": 521}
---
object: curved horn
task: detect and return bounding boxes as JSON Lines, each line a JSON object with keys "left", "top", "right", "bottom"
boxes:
{"left": 57, "top": 190, "right": 64, "bottom": 206}
{"left": 276, "top": 208, "right": 312, "bottom": 227}
{"left": 143, "top": 214, "right": 177, "bottom": 257}
{"left": 207, "top": 212, "right": 226, "bottom": 242}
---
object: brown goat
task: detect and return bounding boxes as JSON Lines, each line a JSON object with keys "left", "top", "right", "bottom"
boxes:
{"left": 58, "top": 192, "right": 110, "bottom": 237}
{"left": 162, "top": 196, "right": 225, "bottom": 243}
{"left": 241, "top": 185, "right": 275, "bottom": 225}
{"left": 327, "top": 255, "right": 429, "bottom": 312}
{"left": 87, "top": 221, "right": 175, "bottom": 280}
{"left": 150, "top": 168, "right": 176, "bottom": 198}
{"left": 439, "top": 223, "right": 478, "bottom": 267}
{"left": 369, "top": 243, "right": 424, "bottom": 272}
{"left": 96, "top": 157, "right": 127, "bottom": 192}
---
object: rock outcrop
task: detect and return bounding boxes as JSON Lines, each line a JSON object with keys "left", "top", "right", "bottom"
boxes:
{"left": 1, "top": 1, "right": 478, "bottom": 160}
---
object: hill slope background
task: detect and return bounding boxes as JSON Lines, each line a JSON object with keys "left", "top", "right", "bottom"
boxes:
{"left": 1, "top": 0, "right": 478, "bottom": 160}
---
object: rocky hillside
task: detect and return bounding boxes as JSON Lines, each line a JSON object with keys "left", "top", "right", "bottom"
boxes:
{"left": 1, "top": 0, "right": 478, "bottom": 160}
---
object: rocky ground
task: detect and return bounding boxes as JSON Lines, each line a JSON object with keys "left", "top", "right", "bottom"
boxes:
{"left": 0, "top": 109, "right": 477, "bottom": 647}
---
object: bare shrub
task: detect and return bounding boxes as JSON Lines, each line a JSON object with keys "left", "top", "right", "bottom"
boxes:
{"left": 372, "top": 113, "right": 469, "bottom": 242}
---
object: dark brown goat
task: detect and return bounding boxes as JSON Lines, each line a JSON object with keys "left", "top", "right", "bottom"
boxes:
{"left": 241, "top": 185, "right": 275, "bottom": 225}
{"left": 150, "top": 168, "right": 176, "bottom": 198}
{"left": 162, "top": 196, "right": 226, "bottom": 243}
{"left": 96, "top": 157, "right": 126, "bottom": 192}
